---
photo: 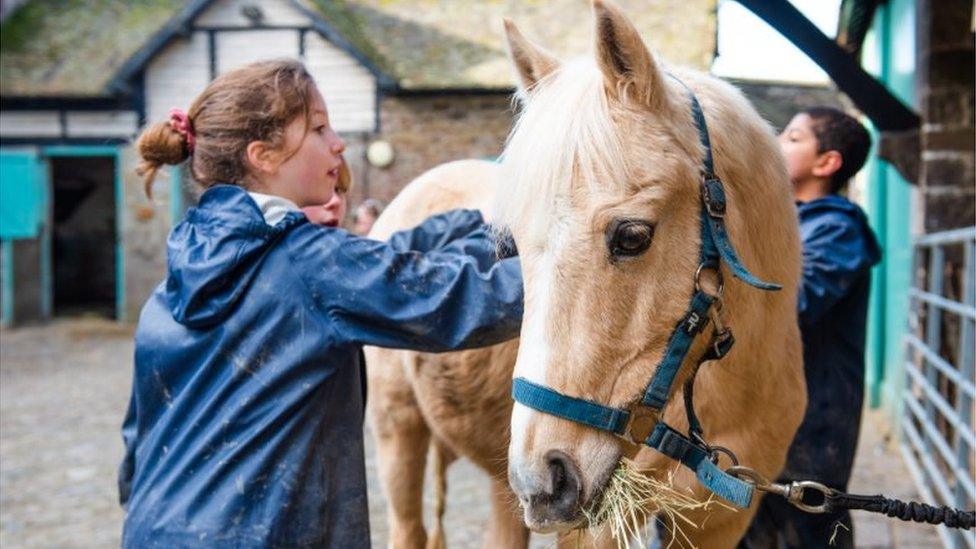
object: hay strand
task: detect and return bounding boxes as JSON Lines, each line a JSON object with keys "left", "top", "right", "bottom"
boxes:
{"left": 581, "top": 459, "right": 733, "bottom": 549}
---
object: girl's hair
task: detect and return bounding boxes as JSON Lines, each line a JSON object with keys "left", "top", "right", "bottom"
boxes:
{"left": 136, "top": 59, "right": 318, "bottom": 198}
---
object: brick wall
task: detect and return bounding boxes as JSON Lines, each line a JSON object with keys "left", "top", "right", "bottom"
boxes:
{"left": 917, "top": 0, "right": 975, "bottom": 232}
{"left": 354, "top": 83, "right": 843, "bottom": 209}
{"left": 354, "top": 94, "right": 517, "bottom": 206}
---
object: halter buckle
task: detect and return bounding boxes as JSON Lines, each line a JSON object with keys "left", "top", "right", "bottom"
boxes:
{"left": 621, "top": 405, "right": 658, "bottom": 445}
{"left": 701, "top": 174, "right": 727, "bottom": 218}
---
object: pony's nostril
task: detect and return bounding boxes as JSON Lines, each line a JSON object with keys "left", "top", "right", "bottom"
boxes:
{"left": 545, "top": 450, "right": 582, "bottom": 517}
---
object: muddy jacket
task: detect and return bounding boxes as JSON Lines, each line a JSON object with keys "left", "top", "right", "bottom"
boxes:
{"left": 780, "top": 194, "right": 882, "bottom": 489}
{"left": 118, "top": 185, "right": 522, "bottom": 548}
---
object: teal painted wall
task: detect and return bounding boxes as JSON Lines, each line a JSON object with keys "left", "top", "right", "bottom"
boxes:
{"left": 861, "top": 0, "right": 916, "bottom": 415}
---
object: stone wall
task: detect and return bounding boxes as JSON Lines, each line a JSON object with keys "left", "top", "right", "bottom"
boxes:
{"left": 356, "top": 94, "right": 516, "bottom": 206}
{"left": 728, "top": 79, "right": 846, "bottom": 132}
{"left": 121, "top": 146, "right": 175, "bottom": 322}
{"left": 355, "top": 83, "right": 844, "bottom": 209}
{"left": 917, "top": 0, "right": 975, "bottom": 232}
{"left": 7, "top": 237, "right": 45, "bottom": 324}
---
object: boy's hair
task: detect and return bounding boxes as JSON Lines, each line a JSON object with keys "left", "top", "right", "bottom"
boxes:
{"left": 136, "top": 59, "right": 318, "bottom": 198}
{"left": 799, "top": 106, "right": 872, "bottom": 193}
{"left": 356, "top": 199, "right": 384, "bottom": 220}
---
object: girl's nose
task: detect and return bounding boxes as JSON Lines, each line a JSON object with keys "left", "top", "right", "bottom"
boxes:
{"left": 332, "top": 136, "right": 346, "bottom": 155}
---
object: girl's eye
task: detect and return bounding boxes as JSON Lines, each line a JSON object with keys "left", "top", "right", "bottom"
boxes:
{"left": 315, "top": 125, "right": 327, "bottom": 134}
{"left": 606, "top": 219, "right": 654, "bottom": 260}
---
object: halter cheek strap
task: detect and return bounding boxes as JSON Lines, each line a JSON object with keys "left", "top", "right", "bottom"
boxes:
{"left": 510, "top": 81, "right": 780, "bottom": 510}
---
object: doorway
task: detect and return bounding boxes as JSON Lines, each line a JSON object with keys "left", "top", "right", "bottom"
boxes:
{"left": 49, "top": 156, "right": 117, "bottom": 317}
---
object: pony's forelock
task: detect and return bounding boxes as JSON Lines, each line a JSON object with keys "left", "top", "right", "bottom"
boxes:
{"left": 495, "top": 58, "right": 633, "bottom": 234}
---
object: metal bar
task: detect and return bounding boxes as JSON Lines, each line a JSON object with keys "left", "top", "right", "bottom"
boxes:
{"left": 914, "top": 227, "right": 976, "bottom": 247}
{"left": 900, "top": 415, "right": 958, "bottom": 504}
{"left": 902, "top": 393, "right": 976, "bottom": 500}
{"left": 905, "top": 361, "right": 976, "bottom": 452}
{"left": 905, "top": 334, "right": 976, "bottom": 399}
{"left": 956, "top": 241, "right": 975, "bottom": 517}
{"left": 899, "top": 442, "right": 968, "bottom": 549}
{"left": 909, "top": 288, "right": 976, "bottom": 320}
{"left": 923, "top": 246, "right": 945, "bottom": 464}
{"left": 113, "top": 149, "right": 126, "bottom": 323}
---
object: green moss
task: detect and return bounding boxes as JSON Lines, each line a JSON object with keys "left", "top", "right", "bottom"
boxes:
{"left": 308, "top": 0, "right": 392, "bottom": 75}
{"left": 1, "top": 0, "right": 183, "bottom": 95}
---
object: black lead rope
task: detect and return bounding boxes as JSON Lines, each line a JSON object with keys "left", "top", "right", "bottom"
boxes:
{"left": 826, "top": 491, "right": 975, "bottom": 529}
{"left": 726, "top": 466, "right": 975, "bottom": 530}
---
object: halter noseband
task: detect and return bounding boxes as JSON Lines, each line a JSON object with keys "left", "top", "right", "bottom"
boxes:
{"left": 511, "top": 80, "right": 782, "bottom": 509}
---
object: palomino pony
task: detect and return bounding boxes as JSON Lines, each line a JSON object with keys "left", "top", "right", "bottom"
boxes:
{"left": 367, "top": 1, "right": 805, "bottom": 547}
{"left": 365, "top": 160, "right": 528, "bottom": 549}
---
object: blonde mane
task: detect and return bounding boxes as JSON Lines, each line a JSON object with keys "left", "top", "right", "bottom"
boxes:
{"left": 495, "top": 59, "right": 635, "bottom": 233}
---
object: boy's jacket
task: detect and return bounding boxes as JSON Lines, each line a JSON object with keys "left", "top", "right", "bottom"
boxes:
{"left": 119, "top": 185, "right": 522, "bottom": 547}
{"left": 783, "top": 194, "right": 882, "bottom": 489}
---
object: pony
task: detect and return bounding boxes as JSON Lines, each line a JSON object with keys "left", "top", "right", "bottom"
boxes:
{"left": 365, "top": 159, "right": 529, "bottom": 549}
{"left": 366, "top": 1, "right": 806, "bottom": 547}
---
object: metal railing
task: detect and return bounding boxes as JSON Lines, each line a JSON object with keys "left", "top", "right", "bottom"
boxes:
{"left": 902, "top": 226, "right": 976, "bottom": 549}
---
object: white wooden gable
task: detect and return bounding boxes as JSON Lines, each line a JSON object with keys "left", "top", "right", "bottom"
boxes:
{"left": 145, "top": 0, "right": 378, "bottom": 133}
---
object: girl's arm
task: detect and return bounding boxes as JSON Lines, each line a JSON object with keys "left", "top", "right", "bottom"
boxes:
{"left": 291, "top": 225, "right": 522, "bottom": 352}
{"left": 386, "top": 209, "right": 486, "bottom": 252}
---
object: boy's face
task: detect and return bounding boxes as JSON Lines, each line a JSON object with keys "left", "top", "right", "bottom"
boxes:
{"left": 778, "top": 113, "right": 821, "bottom": 185}
{"left": 302, "top": 191, "right": 347, "bottom": 228}
{"left": 778, "top": 113, "right": 843, "bottom": 189}
{"left": 265, "top": 88, "right": 346, "bottom": 207}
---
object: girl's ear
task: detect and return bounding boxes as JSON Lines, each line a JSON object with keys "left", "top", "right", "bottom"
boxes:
{"left": 246, "top": 140, "right": 280, "bottom": 176}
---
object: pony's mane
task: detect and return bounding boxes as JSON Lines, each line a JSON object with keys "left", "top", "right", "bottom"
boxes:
{"left": 495, "top": 59, "right": 634, "bottom": 233}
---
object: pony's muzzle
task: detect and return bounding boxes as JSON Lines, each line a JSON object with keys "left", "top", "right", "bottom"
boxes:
{"left": 511, "top": 449, "right": 584, "bottom": 531}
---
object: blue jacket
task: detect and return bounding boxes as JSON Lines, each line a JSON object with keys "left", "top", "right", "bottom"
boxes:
{"left": 780, "top": 195, "right": 881, "bottom": 489}
{"left": 119, "top": 185, "right": 522, "bottom": 547}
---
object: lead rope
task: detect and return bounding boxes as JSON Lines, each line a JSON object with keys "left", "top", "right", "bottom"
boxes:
{"left": 724, "top": 466, "right": 975, "bottom": 529}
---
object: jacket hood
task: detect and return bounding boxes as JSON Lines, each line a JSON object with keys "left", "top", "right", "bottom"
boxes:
{"left": 164, "top": 185, "right": 306, "bottom": 328}
{"left": 798, "top": 194, "right": 882, "bottom": 265}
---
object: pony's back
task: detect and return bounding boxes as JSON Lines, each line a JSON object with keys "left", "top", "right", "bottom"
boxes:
{"left": 368, "top": 159, "right": 501, "bottom": 240}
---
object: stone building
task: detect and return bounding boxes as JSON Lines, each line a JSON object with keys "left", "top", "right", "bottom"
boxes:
{"left": 0, "top": 0, "right": 721, "bottom": 324}
{"left": 0, "top": 0, "right": 845, "bottom": 327}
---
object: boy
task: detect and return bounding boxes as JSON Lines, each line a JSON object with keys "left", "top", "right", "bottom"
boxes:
{"left": 741, "top": 107, "right": 882, "bottom": 548}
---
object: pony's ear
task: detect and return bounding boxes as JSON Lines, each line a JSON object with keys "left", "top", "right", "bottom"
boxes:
{"left": 593, "top": 0, "right": 664, "bottom": 107}
{"left": 504, "top": 18, "right": 560, "bottom": 93}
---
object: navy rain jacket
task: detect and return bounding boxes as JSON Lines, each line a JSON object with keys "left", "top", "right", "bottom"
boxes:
{"left": 119, "top": 185, "right": 522, "bottom": 547}
{"left": 780, "top": 194, "right": 882, "bottom": 489}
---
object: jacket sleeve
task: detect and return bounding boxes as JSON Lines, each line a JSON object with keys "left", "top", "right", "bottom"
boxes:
{"left": 118, "top": 388, "right": 138, "bottom": 508}
{"left": 293, "top": 224, "right": 523, "bottom": 352}
{"left": 387, "top": 209, "right": 486, "bottom": 252}
{"left": 797, "top": 218, "right": 875, "bottom": 325}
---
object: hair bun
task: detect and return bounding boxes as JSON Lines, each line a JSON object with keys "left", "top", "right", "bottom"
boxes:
{"left": 136, "top": 120, "right": 190, "bottom": 198}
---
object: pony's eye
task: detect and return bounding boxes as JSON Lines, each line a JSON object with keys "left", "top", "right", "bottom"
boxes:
{"left": 606, "top": 219, "right": 654, "bottom": 259}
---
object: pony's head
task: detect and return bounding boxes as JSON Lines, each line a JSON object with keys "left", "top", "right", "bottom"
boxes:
{"left": 498, "top": 0, "right": 796, "bottom": 532}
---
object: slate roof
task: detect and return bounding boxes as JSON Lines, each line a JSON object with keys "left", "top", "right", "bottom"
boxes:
{"left": 0, "top": 0, "right": 716, "bottom": 97}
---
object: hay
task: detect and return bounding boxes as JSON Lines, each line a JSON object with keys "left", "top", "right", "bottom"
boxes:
{"left": 581, "top": 459, "right": 733, "bottom": 549}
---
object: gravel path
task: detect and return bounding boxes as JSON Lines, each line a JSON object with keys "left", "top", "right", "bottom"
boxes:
{"left": 0, "top": 320, "right": 940, "bottom": 548}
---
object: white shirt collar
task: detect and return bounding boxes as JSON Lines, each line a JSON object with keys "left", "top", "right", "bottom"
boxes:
{"left": 247, "top": 191, "right": 299, "bottom": 225}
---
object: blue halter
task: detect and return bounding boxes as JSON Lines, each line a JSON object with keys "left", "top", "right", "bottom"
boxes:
{"left": 511, "top": 82, "right": 781, "bottom": 509}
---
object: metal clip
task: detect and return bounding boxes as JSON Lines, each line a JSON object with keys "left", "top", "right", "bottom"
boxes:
{"left": 783, "top": 481, "right": 834, "bottom": 514}
{"left": 705, "top": 444, "right": 740, "bottom": 467}
{"left": 727, "top": 467, "right": 835, "bottom": 514}
{"left": 694, "top": 263, "right": 724, "bottom": 298}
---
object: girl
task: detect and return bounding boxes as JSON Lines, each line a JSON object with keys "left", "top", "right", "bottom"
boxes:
{"left": 119, "top": 59, "right": 522, "bottom": 548}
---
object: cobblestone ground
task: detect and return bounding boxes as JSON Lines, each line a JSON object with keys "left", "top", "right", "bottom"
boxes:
{"left": 1, "top": 320, "right": 942, "bottom": 548}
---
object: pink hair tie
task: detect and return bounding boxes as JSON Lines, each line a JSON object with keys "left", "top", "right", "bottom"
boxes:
{"left": 169, "top": 108, "right": 196, "bottom": 153}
